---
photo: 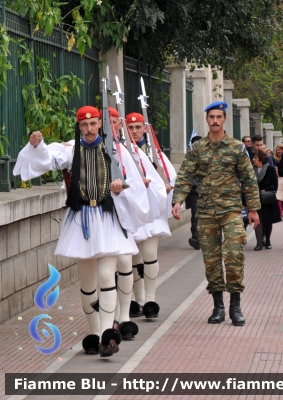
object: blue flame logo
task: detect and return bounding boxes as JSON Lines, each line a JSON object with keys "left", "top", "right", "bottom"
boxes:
{"left": 29, "top": 314, "right": 61, "bottom": 355}
{"left": 29, "top": 264, "right": 61, "bottom": 354}
{"left": 34, "top": 264, "right": 60, "bottom": 311}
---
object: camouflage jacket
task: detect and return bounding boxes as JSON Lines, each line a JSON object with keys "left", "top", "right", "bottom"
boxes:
{"left": 172, "top": 133, "right": 261, "bottom": 215}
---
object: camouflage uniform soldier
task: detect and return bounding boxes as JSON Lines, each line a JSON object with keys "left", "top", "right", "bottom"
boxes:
{"left": 172, "top": 101, "right": 260, "bottom": 326}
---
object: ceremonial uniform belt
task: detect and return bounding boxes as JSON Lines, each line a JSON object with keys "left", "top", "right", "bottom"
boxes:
{"left": 81, "top": 196, "right": 114, "bottom": 212}
{"left": 81, "top": 199, "right": 100, "bottom": 207}
{"left": 82, "top": 199, "right": 103, "bottom": 207}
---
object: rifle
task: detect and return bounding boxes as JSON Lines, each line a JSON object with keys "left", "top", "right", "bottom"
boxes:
{"left": 138, "top": 77, "right": 170, "bottom": 185}
{"left": 113, "top": 75, "right": 147, "bottom": 177}
{"left": 101, "top": 66, "right": 128, "bottom": 187}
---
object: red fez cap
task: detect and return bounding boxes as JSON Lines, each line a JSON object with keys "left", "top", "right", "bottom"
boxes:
{"left": 108, "top": 107, "right": 119, "bottom": 118}
{"left": 99, "top": 107, "right": 120, "bottom": 119}
{"left": 76, "top": 106, "right": 100, "bottom": 122}
{"left": 126, "top": 112, "right": 144, "bottom": 123}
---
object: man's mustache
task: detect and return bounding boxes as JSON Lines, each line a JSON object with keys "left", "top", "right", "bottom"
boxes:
{"left": 212, "top": 123, "right": 220, "bottom": 126}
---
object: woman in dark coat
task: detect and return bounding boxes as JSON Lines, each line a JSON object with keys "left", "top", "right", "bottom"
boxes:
{"left": 253, "top": 149, "right": 281, "bottom": 250}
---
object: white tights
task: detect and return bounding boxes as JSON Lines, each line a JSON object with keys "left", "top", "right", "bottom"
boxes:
{"left": 132, "top": 236, "right": 159, "bottom": 304}
{"left": 114, "top": 254, "right": 133, "bottom": 323}
{"left": 77, "top": 256, "right": 117, "bottom": 338}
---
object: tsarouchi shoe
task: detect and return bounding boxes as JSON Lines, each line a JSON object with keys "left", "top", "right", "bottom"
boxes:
{"left": 119, "top": 321, "right": 139, "bottom": 340}
{"left": 143, "top": 301, "right": 160, "bottom": 319}
{"left": 82, "top": 334, "right": 100, "bottom": 354}
{"left": 130, "top": 300, "right": 143, "bottom": 318}
{"left": 99, "top": 328, "right": 121, "bottom": 357}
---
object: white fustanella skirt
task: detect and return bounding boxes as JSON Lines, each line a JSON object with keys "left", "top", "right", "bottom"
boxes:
{"left": 55, "top": 206, "right": 138, "bottom": 259}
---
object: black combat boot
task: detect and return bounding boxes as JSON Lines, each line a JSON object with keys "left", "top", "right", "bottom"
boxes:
{"left": 208, "top": 291, "right": 225, "bottom": 324}
{"left": 229, "top": 292, "right": 245, "bottom": 326}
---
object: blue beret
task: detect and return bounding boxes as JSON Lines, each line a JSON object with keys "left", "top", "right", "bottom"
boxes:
{"left": 204, "top": 101, "right": 228, "bottom": 112}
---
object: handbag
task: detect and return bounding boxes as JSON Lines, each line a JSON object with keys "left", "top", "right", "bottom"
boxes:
{"left": 260, "top": 191, "right": 277, "bottom": 205}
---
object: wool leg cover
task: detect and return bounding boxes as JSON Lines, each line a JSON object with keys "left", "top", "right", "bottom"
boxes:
{"left": 97, "top": 256, "right": 118, "bottom": 336}
{"left": 117, "top": 254, "right": 133, "bottom": 323}
{"left": 140, "top": 236, "right": 159, "bottom": 303}
{"left": 114, "top": 270, "right": 120, "bottom": 323}
{"left": 132, "top": 243, "right": 145, "bottom": 305}
{"left": 77, "top": 258, "right": 100, "bottom": 336}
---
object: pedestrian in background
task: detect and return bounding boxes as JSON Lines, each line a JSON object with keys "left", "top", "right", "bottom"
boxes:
{"left": 251, "top": 135, "right": 275, "bottom": 166}
{"left": 266, "top": 148, "right": 274, "bottom": 158}
{"left": 253, "top": 149, "right": 281, "bottom": 251}
{"left": 273, "top": 144, "right": 283, "bottom": 217}
{"left": 242, "top": 136, "right": 253, "bottom": 160}
{"left": 185, "top": 135, "right": 202, "bottom": 250}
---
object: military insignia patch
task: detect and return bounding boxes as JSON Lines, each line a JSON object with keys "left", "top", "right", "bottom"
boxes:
{"left": 132, "top": 117, "right": 136, "bottom": 121}
{"left": 219, "top": 104, "right": 223, "bottom": 109}
{"left": 86, "top": 113, "right": 91, "bottom": 118}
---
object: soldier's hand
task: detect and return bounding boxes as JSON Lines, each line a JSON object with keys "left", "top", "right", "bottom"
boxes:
{"left": 248, "top": 210, "right": 260, "bottom": 229}
{"left": 165, "top": 183, "right": 173, "bottom": 194}
{"left": 142, "top": 177, "right": 151, "bottom": 188}
{"left": 30, "top": 131, "right": 43, "bottom": 148}
{"left": 110, "top": 179, "right": 129, "bottom": 194}
{"left": 172, "top": 203, "right": 181, "bottom": 220}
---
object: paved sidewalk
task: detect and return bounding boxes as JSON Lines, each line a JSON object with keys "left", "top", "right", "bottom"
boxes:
{"left": 1, "top": 218, "right": 283, "bottom": 400}
{"left": 122, "top": 221, "right": 283, "bottom": 400}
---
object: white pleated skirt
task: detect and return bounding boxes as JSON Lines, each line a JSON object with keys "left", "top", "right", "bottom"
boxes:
{"left": 149, "top": 218, "right": 171, "bottom": 237}
{"left": 55, "top": 206, "right": 138, "bottom": 259}
{"left": 133, "top": 218, "right": 171, "bottom": 243}
{"left": 133, "top": 224, "right": 152, "bottom": 243}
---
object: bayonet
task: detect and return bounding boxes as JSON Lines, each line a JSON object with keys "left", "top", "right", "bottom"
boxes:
{"left": 102, "top": 68, "right": 128, "bottom": 187}
{"left": 113, "top": 75, "right": 145, "bottom": 177}
{"left": 138, "top": 77, "right": 169, "bottom": 184}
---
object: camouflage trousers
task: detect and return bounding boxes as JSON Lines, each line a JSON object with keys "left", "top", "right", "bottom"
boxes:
{"left": 198, "top": 211, "right": 246, "bottom": 293}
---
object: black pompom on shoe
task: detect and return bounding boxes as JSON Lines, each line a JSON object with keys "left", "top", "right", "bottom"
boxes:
{"left": 130, "top": 300, "right": 143, "bottom": 317}
{"left": 82, "top": 334, "right": 100, "bottom": 354}
{"left": 143, "top": 301, "right": 160, "bottom": 319}
{"left": 119, "top": 321, "right": 139, "bottom": 340}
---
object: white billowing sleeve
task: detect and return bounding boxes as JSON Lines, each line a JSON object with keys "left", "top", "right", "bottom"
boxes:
{"left": 13, "top": 140, "right": 52, "bottom": 180}
{"left": 47, "top": 142, "right": 73, "bottom": 171}
{"left": 157, "top": 151, "right": 177, "bottom": 219}
{"left": 13, "top": 140, "right": 73, "bottom": 181}
{"left": 111, "top": 145, "right": 150, "bottom": 233}
{"left": 135, "top": 148, "right": 167, "bottom": 219}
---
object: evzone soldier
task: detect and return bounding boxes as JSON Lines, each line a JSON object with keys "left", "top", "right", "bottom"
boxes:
{"left": 13, "top": 105, "right": 150, "bottom": 357}
{"left": 125, "top": 112, "right": 177, "bottom": 319}
{"left": 106, "top": 107, "right": 168, "bottom": 330}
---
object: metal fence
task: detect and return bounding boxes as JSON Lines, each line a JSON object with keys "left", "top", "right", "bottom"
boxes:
{"left": 233, "top": 104, "right": 241, "bottom": 141}
{"left": 263, "top": 127, "right": 266, "bottom": 144}
{"left": 123, "top": 56, "right": 171, "bottom": 159}
{"left": 186, "top": 80, "right": 193, "bottom": 145}
{"left": 0, "top": 3, "right": 100, "bottom": 191}
{"left": 249, "top": 117, "right": 256, "bottom": 137}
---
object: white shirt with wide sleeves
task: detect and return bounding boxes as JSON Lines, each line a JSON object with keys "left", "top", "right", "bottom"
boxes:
{"left": 148, "top": 150, "right": 177, "bottom": 237}
{"left": 13, "top": 139, "right": 140, "bottom": 259}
